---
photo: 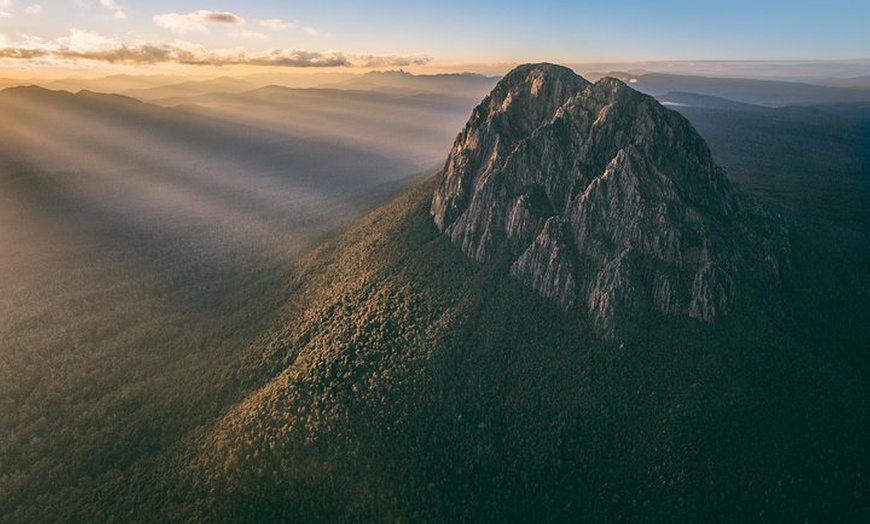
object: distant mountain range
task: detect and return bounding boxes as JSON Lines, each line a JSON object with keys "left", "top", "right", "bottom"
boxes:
{"left": 656, "top": 91, "right": 766, "bottom": 111}
{"left": 621, "top": 72, "right": 870, "bottom": 106}
{"left": 120, "top": 76, "right": 259, "bottom": 100}
{"left": 319, "top": 69, "right": 499, "bottom": 96}
{"left": 824, "top": 74, "right": 870, "bottom": 88}
{"left": 42, "top": 73, "right": 189, "bottom": 93}
{"left": 8, "top": 68, "right": 870, "bottom": 107}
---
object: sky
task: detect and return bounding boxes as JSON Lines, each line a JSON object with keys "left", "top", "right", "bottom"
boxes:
{"left": 0, "top": 1, "right": 868, "bottom": 78}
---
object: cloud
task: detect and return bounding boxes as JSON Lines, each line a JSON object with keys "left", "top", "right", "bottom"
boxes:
{"left": 0, "top": 31, "right": 349, "bottom": 67}
{"left": 57, "top": 28, "right": 118, "bottom": 52}
{"left": 201, "top": 12, "right": 242, "bottom": 24}
{"left": 154, "top": 10, "right": 244, "bottom": 34}
{"left": 24, "top": 3, "right": 41, "bottom": 15}
{"left": 258, "top": 18, "right": 293, "bottom": 30}
{"left": 355, "top": 54, "right": 431, "bottom": 68}
{"left": 230, "top": 30, "right": 268, "bottom": 40}
{"left": 0, "top": 11, "right": 11, "bottom": 18}
{"left": 0, "top": 29, "right": 424, "bottom": 69}
{"left": 0, "top": 0, "right": 11, "bottom": 8}
{"left": 246, "top": 49, "right": 346, "bottom": 67}
{"left": 0, "top": 47, "right": 48, "bottom": 59}
{"left": 99, "top": 0, "right": 126, "bottom": 20}
{"left": 258, "top": 18, "right": 320, "bottom": 36}
{"left": 1, "top": 43, "right": 349, "bottom": 67}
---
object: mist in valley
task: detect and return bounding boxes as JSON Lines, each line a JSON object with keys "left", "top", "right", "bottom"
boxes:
{"left": 0, "top": 74, "right": 495, "bottom": 520}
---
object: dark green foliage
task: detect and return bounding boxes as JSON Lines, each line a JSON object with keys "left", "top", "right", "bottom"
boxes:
{"left": 673, "top": 100, "right": 870, "bottom": 378}
{"left": 672, "top": 102, "right": 870, "bottom": 231}
{"left": 159, "top": 176, "right": 868, "bottom": 523}
{"left": 2, "top": 168, "right": 868, "bottom": 523}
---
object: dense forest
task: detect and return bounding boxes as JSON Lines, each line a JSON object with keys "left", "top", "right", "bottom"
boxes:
{"left": 180, "top": 179, "right": 870, "bottom": 522}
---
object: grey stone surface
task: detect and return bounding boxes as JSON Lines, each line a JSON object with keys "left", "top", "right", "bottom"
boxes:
{"left": 432, "top": 63, "right": 789, "bottom": 333}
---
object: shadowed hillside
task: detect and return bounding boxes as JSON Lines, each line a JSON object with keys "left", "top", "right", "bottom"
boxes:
{"left": 666, "top": 98, "right": 870, "bottom": 378}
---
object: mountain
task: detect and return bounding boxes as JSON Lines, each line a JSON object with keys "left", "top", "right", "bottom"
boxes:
{"left": 39, "top": 72, "right": 350, "bottom": 94}
{"left": 582, "top": 70, "right": 650, "bottom": 82}
{"left": 122, "top": 76, "right": 258, "bottom": 101}
{"left": 239, "top": 70, "right": 358, "bottom": 88}
{"left": 0, "top": 77, "right": 24, "bottom": 88}
{"left": 661, "top": 96, "right": 870, "bottom": 376}
{"left": 628, "top": 72, "right": 870, "bottom": 106}
{"left": 665, "top": 99, "right": 870, "bottom": 231}
{"left": 432, "top": 64, "right": 787, "bottom": 333}
{"left": 320, "top": 69, "right": 499, "bottom": 97}
{"left": 656, "top": 91, "right": 766, "bottom": 111}
{"left": 3, "top": 65, "right": 868, "bottom": 523}
{"left": 152, "top": 64, "right": 868, "bottom": 523}
{"left": 826, "top": 75, "right": 870, "bottom": 88}
{"left": 42, "top": 73, "right": 187, "bottom": 93}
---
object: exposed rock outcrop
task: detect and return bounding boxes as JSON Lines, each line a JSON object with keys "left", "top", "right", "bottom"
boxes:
{"left": 432, "top": 63, "right": 788, "bottom": 333}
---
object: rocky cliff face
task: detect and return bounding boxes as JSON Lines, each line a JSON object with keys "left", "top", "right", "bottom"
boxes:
{"left": 432, "top": 63, "right": 788, "bottom": 333}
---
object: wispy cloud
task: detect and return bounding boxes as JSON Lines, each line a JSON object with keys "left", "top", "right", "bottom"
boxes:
{"left": 16, "top": 33, "right": 46, "bottom": 46}
{"left": 154, "top": 10, "right": 245, "bottom": 34}
{"left": 99, "top": 0, "right": 125, "bottom": 20}
{"left": 257, "top": 18, "right": 293, "bottom": 30}
{"left": 229, "top": 30, "right": 268, "bottom": 40}
{"left": 258, "top": 18, "right": 320, "bottom": 37}
{"left": 57, "top": 28, "right": 117, "bottom": 52}
{"left": 0, "top": 0, "right": 11, "bottom": 8}
{"left": 24, "top": 3, "right": 41, "bottom": 15}
{"left": 0, "top": 11, "right": 11, "bottom": 18}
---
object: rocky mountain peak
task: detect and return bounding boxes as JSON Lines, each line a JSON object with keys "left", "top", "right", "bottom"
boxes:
{"left": 432, "top": 63, "right": 788, "bottom": 334}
